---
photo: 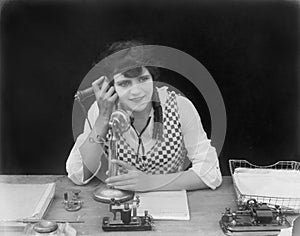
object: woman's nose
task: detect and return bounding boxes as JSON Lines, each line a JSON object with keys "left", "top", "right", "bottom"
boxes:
{"left": 129, "top": 84, "right": 142, "bottom": 95}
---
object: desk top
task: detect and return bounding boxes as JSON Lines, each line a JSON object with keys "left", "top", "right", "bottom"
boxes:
{"left": 0, "top": 175, "right": 241, "bottom": 235}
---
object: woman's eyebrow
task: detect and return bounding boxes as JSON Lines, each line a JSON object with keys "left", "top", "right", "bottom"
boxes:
{"left": 115, "top": 79, "right": 132, "bottom": 85}
{"left": 138, "top": 75, "right": 150, "bottom": 79}
{"left": 116, "top": 78, "right": 131, "bottom": 82}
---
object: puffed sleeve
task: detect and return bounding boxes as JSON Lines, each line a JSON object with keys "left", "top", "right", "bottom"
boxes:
{"left": 177, "top": 95, "right": 222, "bottom": 189}
{"left": 66, "top": 102, "right": 102, "bottom": 185}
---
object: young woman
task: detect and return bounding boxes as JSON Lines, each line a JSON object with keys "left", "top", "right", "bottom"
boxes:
{"left": 66, "top": 41, "right": 222, "bottom": 191}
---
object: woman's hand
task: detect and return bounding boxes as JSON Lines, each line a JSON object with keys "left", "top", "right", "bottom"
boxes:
{"left": 92, "top": 76, "right": 118, "bottom": 121}
{"left": 105, "top": 160, "right": 154, "bottom": 192}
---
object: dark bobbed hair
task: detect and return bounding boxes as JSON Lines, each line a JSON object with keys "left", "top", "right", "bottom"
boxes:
{"left": 93, "top": 40, "right": 160, "bottom": 81}
{"left": 94, "top": 40, "right": 163, "bottom": 141}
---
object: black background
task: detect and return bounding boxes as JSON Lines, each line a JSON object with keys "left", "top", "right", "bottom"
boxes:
{"left": 1, "top": 0, "right": 299, "bottom": 175}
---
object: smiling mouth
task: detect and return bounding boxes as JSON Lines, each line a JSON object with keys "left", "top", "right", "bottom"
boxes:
{"left": 130, "top": 96, "right": 145, "bottom": 102}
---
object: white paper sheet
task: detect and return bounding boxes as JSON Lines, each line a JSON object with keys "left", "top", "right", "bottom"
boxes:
{"left": 233, "top": 168, "right": 300, "bottom": 209}
{"left": 0, "top": 183, "right": 55, "bottom": 221}
{"left": 136, "top": 190, "right": 190, "bottom": 220}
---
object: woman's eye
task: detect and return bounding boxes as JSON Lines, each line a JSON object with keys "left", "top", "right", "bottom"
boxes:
{"left": 117, "top": 81, "right": 131, "bottom": 87}
{"left": 139, "top": 76, "right": 150, "bottom": 82}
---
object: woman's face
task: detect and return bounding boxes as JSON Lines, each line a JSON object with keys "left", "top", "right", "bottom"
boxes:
{"left": 114, "top": 67, "right": 153, "bottom": 112}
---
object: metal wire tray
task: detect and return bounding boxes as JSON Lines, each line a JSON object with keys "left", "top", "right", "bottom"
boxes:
{"left": 229, "top": 159, "right": 300, "bottom": 213}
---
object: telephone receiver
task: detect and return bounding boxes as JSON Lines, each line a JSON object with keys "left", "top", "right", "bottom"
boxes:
{"left": 74, "top": 78, "right": 116, "bottom": 101}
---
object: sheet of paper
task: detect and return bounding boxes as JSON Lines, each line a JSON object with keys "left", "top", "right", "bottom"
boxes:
{"left": 233, "top": 168, "right": 300, "bottom": 210}
{"left": 278, "top": 227, "right": 292, "bottom": 236}
{"left": 136, "top": 190, "right": 190, "bottom": 220}
{"left": 0, "top": 183, "right": 55, "bottom": 221}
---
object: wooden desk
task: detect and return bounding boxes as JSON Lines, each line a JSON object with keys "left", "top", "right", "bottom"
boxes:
{"left": 0, "top": 175, "right": 272, "bottom": 235}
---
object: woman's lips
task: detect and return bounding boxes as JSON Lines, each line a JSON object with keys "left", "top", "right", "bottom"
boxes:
{"left": 129, "top": 96, "right": 145, "bottom": 102}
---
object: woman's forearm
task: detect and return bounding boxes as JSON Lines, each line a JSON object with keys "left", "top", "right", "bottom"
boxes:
{"left": 79, "top": 116, "right": 109, "bottom": 181}
{"left": 147, "top": 170, "right": 209, "bottom": 191}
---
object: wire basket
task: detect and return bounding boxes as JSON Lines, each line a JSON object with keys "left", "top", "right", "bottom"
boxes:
{"left": 229, "top": 159, "right": 300, "bottom": 213}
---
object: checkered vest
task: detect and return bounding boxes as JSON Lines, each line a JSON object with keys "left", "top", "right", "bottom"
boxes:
{"left": 117, "top": 91, "right": 186, "bottom": 174}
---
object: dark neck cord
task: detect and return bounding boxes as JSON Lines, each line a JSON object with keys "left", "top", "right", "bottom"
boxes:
{"left": 131, "top": 116, "right": 151, "bottom": 156}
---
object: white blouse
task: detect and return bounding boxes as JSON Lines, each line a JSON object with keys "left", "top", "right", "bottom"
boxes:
{"left": 66, "top": 87, "right": 222, "bottom": 189}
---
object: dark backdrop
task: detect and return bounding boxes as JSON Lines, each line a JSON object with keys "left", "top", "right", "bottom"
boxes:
{"left": 1, "top": 0, "right": 299, "bottom": 175}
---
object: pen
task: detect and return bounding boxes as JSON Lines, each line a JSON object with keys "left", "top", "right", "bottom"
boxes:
{"left": 1, "top": 219, "right": 85, "bottom": 223}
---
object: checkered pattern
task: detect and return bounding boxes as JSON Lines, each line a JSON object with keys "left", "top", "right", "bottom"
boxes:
{"left": 117, "top": 91, "right": 186, "bottom": 174}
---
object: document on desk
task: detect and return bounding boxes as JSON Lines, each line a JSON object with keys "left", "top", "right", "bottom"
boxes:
{"left": 0, "top": 183, "right": 55, "bottom": 228}
{"left": 136, "top": 190, "right": 190, "bottom": 220}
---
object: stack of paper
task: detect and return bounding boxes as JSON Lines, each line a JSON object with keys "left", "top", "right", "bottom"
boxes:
{"left": 136, "top": 190, "right": 190, "bottom": 220}
{"left": 0, "top": 183, "right": 55, "bottom": 229}
{"left": 233, "top": 168, "right": 300, "bottom": 210}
